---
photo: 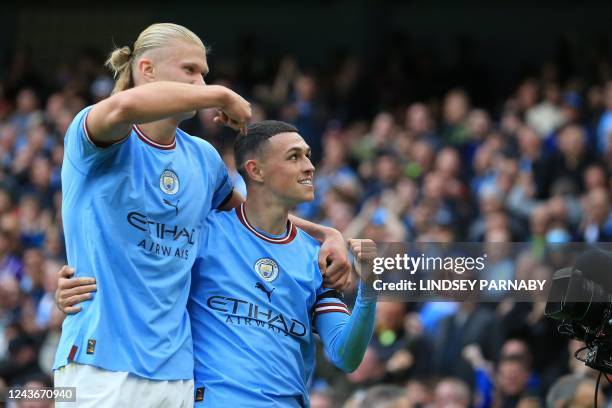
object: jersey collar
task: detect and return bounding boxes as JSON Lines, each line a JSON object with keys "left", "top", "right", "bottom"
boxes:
{"left": 133, "top": 125, "right": 176, "bottom": 150}
{"left": 235, "top": 203, "right": 297, "bottom": 244}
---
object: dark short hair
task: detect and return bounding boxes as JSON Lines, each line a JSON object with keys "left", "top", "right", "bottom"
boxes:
{"left": 234, "top": 120, "right": 298, "bottom": 182}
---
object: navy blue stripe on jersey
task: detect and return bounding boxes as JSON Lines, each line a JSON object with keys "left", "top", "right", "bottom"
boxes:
{"left": 217, "top": 189, "right": 234, "bottom": 209}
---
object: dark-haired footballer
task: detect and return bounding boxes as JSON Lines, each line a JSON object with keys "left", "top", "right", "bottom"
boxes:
{"left": 58, "top": 121, "right": 377, "bottom": 407}
{"left": 188, "top": 121, "right": 377, "bottom": 406}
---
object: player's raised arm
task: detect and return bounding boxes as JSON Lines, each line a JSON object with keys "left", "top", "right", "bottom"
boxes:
{"left": 84, "top": 25, "right": 251, "bottom": 146}
{"left": 313, "top": 239, "right": 378, "bottom": 373}
{"left": 87, "top": 82, "right": 250, "bottom": 144}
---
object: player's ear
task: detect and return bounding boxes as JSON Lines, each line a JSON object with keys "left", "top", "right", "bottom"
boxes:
{"left": 138, "top": 58, "right": 155, "bottom": 82}
{"left": 244, "top": 159, "right": 264, "bottom": 183}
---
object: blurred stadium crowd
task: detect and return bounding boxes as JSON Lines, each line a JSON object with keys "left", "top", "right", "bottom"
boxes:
{"left": 1, "top": 31, "right": 612, "bottom": 407}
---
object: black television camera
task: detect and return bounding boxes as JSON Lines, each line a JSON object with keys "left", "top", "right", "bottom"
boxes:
{"left": 545, "top": 249, "right": 612, "bottom": 374}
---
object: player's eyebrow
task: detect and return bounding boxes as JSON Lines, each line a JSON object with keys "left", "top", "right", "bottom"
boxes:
{"left": 183, "top": 61, "right": 209, "bottom": 76}
{"left": 285, "top": 146, "right": 311, "bottom": 155}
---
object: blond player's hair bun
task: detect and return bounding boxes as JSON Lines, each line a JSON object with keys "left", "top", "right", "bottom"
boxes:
{"left": 106, "top": 46, "right": 132, "bottom": 78}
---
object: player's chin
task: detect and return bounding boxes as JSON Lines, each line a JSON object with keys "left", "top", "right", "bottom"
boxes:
{"left": 287, "top": 190, "right": 314, "bottom": 206}
{"left": 298, "top": 184, "right": 315, "bottom": 199}
{"left": 302, "top": 190, "right": 315, "bottom": 202}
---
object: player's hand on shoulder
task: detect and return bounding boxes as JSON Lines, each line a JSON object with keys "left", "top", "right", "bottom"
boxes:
{"left": 55, "top": 265, "right": 97, "bottom": 315}
{"left": 213, "top": 87, "right": 252, "bottom": 134}
{"left": 348, "top": 239, "right": 378, "bottom": 284}
{"left": 319, "top": 229, "right": 352, "bottom": 290}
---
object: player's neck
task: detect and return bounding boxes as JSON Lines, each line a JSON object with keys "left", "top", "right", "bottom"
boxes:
{"left": 137, "top": 119, "right": 178, "bottom": 145}
{"left": 243, "top": 196, "right": 289, "bottom": 236}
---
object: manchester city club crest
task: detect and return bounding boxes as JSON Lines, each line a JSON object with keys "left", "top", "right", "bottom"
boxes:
{"left": 160, "top": 169, "right": 179, "bottom": 195}
{"left": 254, "top": 258, "right": 279, "bottom": 282}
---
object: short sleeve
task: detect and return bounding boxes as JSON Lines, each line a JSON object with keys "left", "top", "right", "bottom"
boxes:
{"left": 208, "top": 148, "right": 234, "bottom": 209}
{"left": 63, "top": 106, "right": 129, "bottom": 173}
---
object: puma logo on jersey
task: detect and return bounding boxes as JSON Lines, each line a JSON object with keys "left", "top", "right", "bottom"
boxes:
{"left": 255, "top": 282, "right": 274, "bottom": 302}
{"left": 163, "top": 199, "right": 180, "bottom": 215}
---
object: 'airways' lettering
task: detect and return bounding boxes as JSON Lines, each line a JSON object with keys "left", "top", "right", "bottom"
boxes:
{"left": 127, "top": 211, "right": 195, "bottom": 244}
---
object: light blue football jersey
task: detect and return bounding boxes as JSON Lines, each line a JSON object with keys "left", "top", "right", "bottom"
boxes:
{"left": 189, "top": 204, "right": 350, "bottom": 407}
{"left": 54, "top": 106, "right": 233, "bottom": 380}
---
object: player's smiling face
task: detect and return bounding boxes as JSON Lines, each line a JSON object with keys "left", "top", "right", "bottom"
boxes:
{"left": 260, "top": 132, "right": 315, "bottom": 206}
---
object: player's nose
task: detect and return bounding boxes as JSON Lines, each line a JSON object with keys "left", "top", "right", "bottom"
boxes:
{"left": 303, "top": 158, "right": 315, "bottom": 174}
{"left": 193, "top": 74, "right": 205, "bottom": 86}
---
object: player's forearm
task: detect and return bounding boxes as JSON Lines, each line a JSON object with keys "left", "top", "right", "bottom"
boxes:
{"left": 113, "top": 82, "right": 230, "bottom": 124}
{"left": 322, "top": 283, "right": 377, "bottom": 372}
{"left": 87, "top": 82, "right": 233, "bottom": 144}
{"left": 289, "top": 215, "right": 335, "bottom": 242}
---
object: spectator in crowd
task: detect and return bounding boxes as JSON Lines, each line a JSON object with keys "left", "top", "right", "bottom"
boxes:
{"left": 526, "top": 82, "right": 564, "bottom": 138}
{"left": 441, "top": 88, "right": 471, "bottom": 146}
{"left": 539, "top": 124, "right": 597, "bottom": 197}
{"left": 577, "top": 187, "right": 612, "bottom": 242}
{"left": 597, "top": 81, "right": 612, "bottom": 153}
{"left": 493, "top": 355, "right": 536, "bottom": 408}
{"left": 357, "top": 384, "right": 410, "bottom": 408}
{"left": 405, "top": 378, "right": 434, "bottom": 407}
{"left": 546, "top": 375, "right": 605, "bottom": 408}
{"left": 433, "top": 377, "right": 471, "bottom": 408}
{"left": 432, "top": 299, "right": 503, "bottom": 387}
{"left": 405, "top": 103, "right": 439, "bottom": 148}
{"left": 0, "top": 331, "right": 45, "bottom": 386}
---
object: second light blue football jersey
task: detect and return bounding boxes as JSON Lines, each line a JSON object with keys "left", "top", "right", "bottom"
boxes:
{"left": 189, "top": 203, "right": 350, "bottom": 407}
